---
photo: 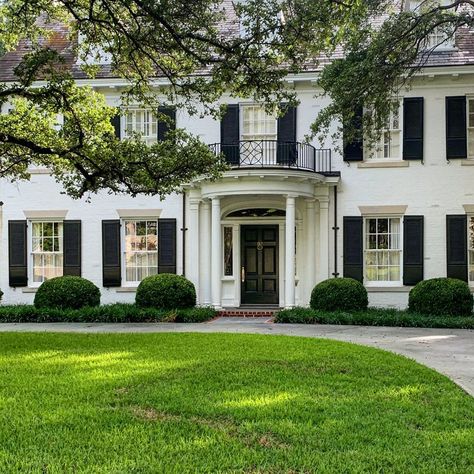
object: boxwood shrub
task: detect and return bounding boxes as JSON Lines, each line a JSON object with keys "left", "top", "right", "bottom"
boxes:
{"left": 136, "top": 274, "right": 196, "bottom": 309}
{"left": 310, "top": 278, "right": 368, "bottom": 312}
{"left": 34, "top": 276, "right": 100, "bottom": 310}
{"left": 408, "top": 278, "right": 473, "bottom": 316}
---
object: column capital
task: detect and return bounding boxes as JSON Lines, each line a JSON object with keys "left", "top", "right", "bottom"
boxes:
{"left": 305, "top": 198, "right": 316, "bottom": 207}
{"left": 285, "top": 193, "right": 298, "bottom": 199}
{"left": 189, "top": 198, "right": 201, "bottom": 208}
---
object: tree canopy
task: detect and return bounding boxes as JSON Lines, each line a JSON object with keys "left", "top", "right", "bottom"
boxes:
{"left": 0, "top": 0, "right": 472, "bottom": 197}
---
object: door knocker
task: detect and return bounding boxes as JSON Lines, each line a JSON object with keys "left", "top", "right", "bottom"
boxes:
{"left": 257, "top": 241, "right": 264, "bottom": 251}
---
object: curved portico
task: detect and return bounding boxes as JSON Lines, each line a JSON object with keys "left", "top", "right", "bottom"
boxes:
{"left": 185, "top": 168, "right": 339, "bottom": 309}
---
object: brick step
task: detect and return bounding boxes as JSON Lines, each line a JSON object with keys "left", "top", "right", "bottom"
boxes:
{"left": 217, "top": 309, "right": 279, "bottom": 318}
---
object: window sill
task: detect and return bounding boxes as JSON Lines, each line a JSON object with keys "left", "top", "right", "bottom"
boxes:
{"left": 358, "top": 161, "right": 409, "bottom": 169}
{"left": 222, "top": 277, "right": 235, "bottom": 281}
{"left": 115, "top": 287, "right": 137, "bottom": 293}
{"left": 461, "top": 160, "right": 474, "bottom": 166}
{"left": 366, "top": 286, "right": 411, "bottom": 293}
{"left": 21, "top": 287, "right": 38, "bottom": 293}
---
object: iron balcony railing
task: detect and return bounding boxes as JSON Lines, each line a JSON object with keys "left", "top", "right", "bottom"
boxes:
{"left": 209, "top": 140, "right": 332, "bottom": 174}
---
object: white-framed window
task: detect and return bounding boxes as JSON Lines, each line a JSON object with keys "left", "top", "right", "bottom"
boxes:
{"left": 408, "top": 1, "right": 455, "bottom": 50}
{"left": 364, "top": 217, "right": 402, "bottom": 284}
{"left": 469, "top": 216, "right": 474, "bottom": 283}
{"left": 123, "top": 109, "right": 157, "bottom": 145}
{"left": 241, "top": 104, "right": 277, "bottom": 141}
{"left": 467, "top": 98, "right": 474, "bottom": 158}
{"left": 123, "top": 220, "right": 158, "bottom": 284}
{"left": 31, "top": 221, "right": 63, "bottom": 284}
{"left": 368, "top": 103, "right": 402, "bottom": 160}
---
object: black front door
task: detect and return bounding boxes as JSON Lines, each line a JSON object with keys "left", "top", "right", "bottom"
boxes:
{"left": 241, "top": 225, "right": 279, "bottom": 305}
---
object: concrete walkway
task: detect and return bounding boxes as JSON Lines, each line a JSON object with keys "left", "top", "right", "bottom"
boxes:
{"left": 0, "top": 317, "right": 473, "bottom": 396}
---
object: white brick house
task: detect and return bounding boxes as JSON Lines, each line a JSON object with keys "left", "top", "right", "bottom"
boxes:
{"left": 1, "top": 13, "right": 474, "bottom": 310}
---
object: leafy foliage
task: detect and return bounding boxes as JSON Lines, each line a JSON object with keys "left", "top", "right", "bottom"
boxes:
{"left": 408, "top": 277, "right": 473, "bottom": 316}
{"left": 0, "top": 303, "right": 216, "bottom": 322}
{"left": 0, "top": 1, "right": 473, "bottom": 196}
{"left": 34, "top": 276, "right": 101, "bottom": 309}
{"left": 275, "top": 306, "right": 474, "bottom": 329}
{"left": 310, "top": 277, "right": 368, "bottom": 312}
{"left": 135, "top": 273, "right": 196, "bottom": 309}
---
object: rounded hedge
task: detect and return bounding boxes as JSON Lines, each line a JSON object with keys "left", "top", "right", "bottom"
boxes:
{"left": 310, "top": 278, "right": 368, "bottom": 312}
{"left": 34, "top": 276, "right": 101, "bottom": 310}
{"left": 135, "top": 274, "right": 196, "bottom": 309}
{"left": 408, "top": 278, "right": 473, "bottom": 316}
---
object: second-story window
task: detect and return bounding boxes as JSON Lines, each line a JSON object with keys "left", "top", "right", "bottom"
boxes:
{"left": 124, "top": 109, "right": 157, "bottom": 146}
{"left": 241, "top": 105, "right": 277, "bottom": 142}
{"left": 468, "top": 98, "right": 474, "bottom": 158}
{"left": 369, "top": 103, "right": 401, "bottom": 160}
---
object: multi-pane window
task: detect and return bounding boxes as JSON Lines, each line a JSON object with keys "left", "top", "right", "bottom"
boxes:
{"left": 408, "top": 1, "right": 455, "bottom": 50}
{"left": 124, "top": 109, "right": 157, "bottom": 145}
{"left": 31, "top": 221, "right": 63, "bottom": 283}
{"left": 365, "top": 217, "right": 402, "bottom": 283}
{"left": 241, "top": 105, "right": 277, "bottom": 141}
{"left": 371, "top": 104, "right": 401, "bottom": 159}
{"left": 469, "top": 217, "right": 474, "bottom": 282}
{"left": 468, "top": 98, "right": 474, "bottom": 158}
{"left": 124, "top": 220, "right": 158, "bottom": 283}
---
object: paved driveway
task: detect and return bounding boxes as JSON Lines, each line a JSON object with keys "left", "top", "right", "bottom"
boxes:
{"left": 0, "top": 318, "right": 473, "bottom": 396}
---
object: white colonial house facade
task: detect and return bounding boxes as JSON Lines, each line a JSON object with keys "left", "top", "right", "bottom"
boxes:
{"left": 1, "top": 16, "right": 474, "bottom": 310}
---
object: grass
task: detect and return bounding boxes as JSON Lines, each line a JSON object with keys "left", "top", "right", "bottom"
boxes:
{"left": 0, "top": 333, "right": 473, "bottom": 472}
{"left": 275, "top": 306, "right": 474, "bottom": 329}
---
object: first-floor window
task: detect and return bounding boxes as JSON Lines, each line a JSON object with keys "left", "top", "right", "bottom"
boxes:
{"left": 124, "top": 220, "right": 158, "bottom": 283}
{"left": 364, "top": 217, "right": 401, "bottom": 283}
{"left": 31, "top": 221, "right": 63, "bottom": 283}
{"left": 469, "top": 217, "right": 474, "bottom": 282}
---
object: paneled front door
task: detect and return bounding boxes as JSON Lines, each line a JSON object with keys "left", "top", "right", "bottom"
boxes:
{"left": 241, "top": 225, "right": 279, "bottom": 305}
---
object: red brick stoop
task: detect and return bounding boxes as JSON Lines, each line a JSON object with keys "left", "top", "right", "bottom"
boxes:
{"left": 217, "top": 308, "right": 279, "bottom": 318}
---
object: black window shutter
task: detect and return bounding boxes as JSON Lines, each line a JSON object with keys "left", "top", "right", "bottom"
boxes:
{"left": 157, "top": 106, "right": 176, "bottom": 141}
{"left": 446, "top": 215, "right": 468, "bottom": 281}
{"left": 220, "top": 104, "right": 240, "bottom": 165}
{"left": 63, "top": 220, "right": 81, "bottom": 277}
{"left": 343, "top": 106, "right": 363, "bottom": 161}
{"left": 8, "top": 220, "right": 27, "bottom": 287}
{"left": 403, "top": 98, "right": 424, "bottom": 160}
{"left": 277, "top": 105, "right": 297, "bottom": 165}
{"left": 403, "top": 216, "right": 424, "bottom": 285}
{"left": 446, "top": 96, "right": 467, "bottom": 159}
{"left": 158, "top": 218, "right": 177, "bottom": 274}
{"left": 102, "top": 220, "right": 121, "bottom": 287}
{"left": 343, "top": 217, "right": 363, "bottom": 282}
{"left": 111, "top": 110, "right": 121, "bottom": 139}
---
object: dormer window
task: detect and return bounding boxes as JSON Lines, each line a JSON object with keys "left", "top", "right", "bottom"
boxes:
{"left": 408, "top": 0, "right": 456, "bottom": 51}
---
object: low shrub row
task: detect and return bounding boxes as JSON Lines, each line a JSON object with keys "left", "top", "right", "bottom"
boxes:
{"left": 274, "top": 307, "right": 474, "bottom": 329}
{"left": 0, "top": 304, "right": 217, "bottom": 324}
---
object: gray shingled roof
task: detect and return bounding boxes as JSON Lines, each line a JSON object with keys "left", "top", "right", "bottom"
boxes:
{"left": 0, "top": 2, "right": 473, "bottom": 83}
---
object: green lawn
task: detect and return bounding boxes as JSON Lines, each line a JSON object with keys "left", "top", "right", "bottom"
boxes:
{"left": 0, "top": 334, "right": 473, "bottom": 473}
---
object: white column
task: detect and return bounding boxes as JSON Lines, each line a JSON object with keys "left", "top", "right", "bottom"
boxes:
{"left": 285, "top": 195, "right": 296, "bottom": 308}
{"left": 200, "top": 199, "right": 212, "bottom": 305}
{"left": 319, "top": 197, "right": 330, "bottom": 281}
{"left": 305, "top": 199, "right": 316, "bottom": 299}
{"left": 211, "top": 196, "right": 222, "bottom": 309}
{"left": 187, "top": 199, "right": 200, "bottom": 301}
